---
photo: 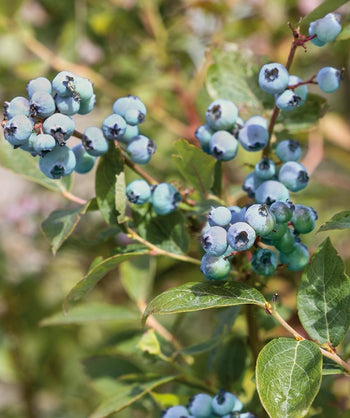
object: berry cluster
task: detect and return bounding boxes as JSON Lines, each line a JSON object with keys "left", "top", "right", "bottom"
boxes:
{"left": 161, "top": 389, "right": 255, "bottom": 418}
{"left": 2, "top": 72, "right": 157, "bottom": 179}
{"left": 125, "top": 180, "right": 182, "bottom": 216}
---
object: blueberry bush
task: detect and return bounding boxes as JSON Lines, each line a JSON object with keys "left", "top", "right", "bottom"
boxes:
{"left": 0, "top": 1, "right": 349, "bottom": 417}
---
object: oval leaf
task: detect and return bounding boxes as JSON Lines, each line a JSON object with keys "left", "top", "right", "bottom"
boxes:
{"left": 143, "top": 281, "right": 266, "bottom": 323}
{"left": 297, "top": 238, "right": 350, "bottom": 347}
{"left": 41, "top": 202, "right": 90, "bottom": 255}
{"left": 256, "top": 338, "right": 322, "bottom": 418}
{"left": 64, "top": 250, "right": 150, "bottom": 311}
{"left": 318, "top": 210, "right": 350, "bottom": 232}
{"left": 90, "top": 376, "right": 175, "bottom": 418}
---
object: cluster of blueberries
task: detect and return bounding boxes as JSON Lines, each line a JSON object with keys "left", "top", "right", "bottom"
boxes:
{"left": 161, "top": 389, "right": 255, "bottom": 418}
{"left": 2, "top": 71, "right": 157, "bottom": 179}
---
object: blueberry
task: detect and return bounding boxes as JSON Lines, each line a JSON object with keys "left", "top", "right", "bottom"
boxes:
{"left": 279, "top": 242, "right": 309, "bottom": 271}
{"left": 291, "top": 204, "right": 317, "bottom": 234}
{"left": 195, "top": 124, "right": 214, "bottom": 154}
{"left": 32, "top": 133, "right": 56, "bottom": 155}
{"left": 273, "top": 227, "right": 297, "bottom": 253}
{"left": 4, "top": 115, "right": 33, "bottom": 146}
{"left": 187, "top": 393, "right": 214, "bottom": 417}
{"left": 55, "top": 94, "right": 80, "bottom": 115}
{"left": 82, "top": 126, "right": 109, "bottom": 156}
{"left": 74, "top": 76, "right": 94, "bottom": 101}
{"left": 72, "top": 143, "right": 96, "bottom": 174}
{"left": 209, "top": 130, "right": 239, "bottom": 161}
{"left": 112, "top": 95, "right": 147, "bottom": 125}
{"left": 245, "top": 115, "right": 268, "bottom": 129}
{"left": 242, "top": 172, "right": 264, "bottom": 198}
{"left": 278, "top": 161, "right": 309, "bottom": 192}
{"left": 212, "top": 390, "right": 242, "bottom": 415}
{"left": 275, "top": 139, "right": 302, "bottom": 162}
{"left": 258, "top": 62, "right": 289, "bottom": 94}
{"left": 52, "top": 71, "right": 77, "bottom": 97}
{"left": 208, "top": 206, "right": 232, "bottom": 227}
{"left": 126, "top": 135, "right": 156, "bottom": 164}
{"left": 26, "top": 76, "right": 52, "bottom": 98}
{"left": 244, "top": 204, "right": 276, "bottom": 236}
{"left": 125, "top": 179, "right": 151, "bottom": 205}
{"left": 19, "top": 132, "right": 39, "bottom": 156}
{"left": 4, "top": 96, "right": 30, "bottom": 119}
{"left": 43, "top": 113, "right": 75, "bottom": 146}
{"left": 200, "top": 254, "right": 231, "bottom": 281}
{"left": 205, "top": 99, "right": 238, "bottom": 131}
{"left": 309, "top": 13, "right": 342, "bottom": 45}
{"left": 228, "top": 205, "right": 247, "bottom": 224}
{"left": 251, "top": 248, "right": 278, "bottom": 276}
{"left": 254, "top": 180, "right": 290, "bottom": 204}
{"left": 30, "top": 91, "right": 56, "bottom": 118}
{"left": 117, "top": 123, "right": 139, "bottom": 144}
{"left": 39, "top": 145, "right": 76, "bottom": 179}
{"left": 102, "top": 113, "right": 127, "bottom": 141}
{"left": 161, "top": 405, "right": 191, "bottom": 418}
{"left": 151, "top": 183, "right": 182, "bottom": 215}
{"left": 288, "top": 75, "right": 308, "bottom": 101}
{"left": 317, "top": 67, "right": 342, "bottom": 93}
{"left": 201, "top": 226, "right": 228, "bottom": 256}
{"left": 227, "top": 222, "right": 256, "bottom": 252}
{"left": 275, "top": 89, "right": 303, "bottom": 111}
{"left": 262, "top": 221, "right": 288, "bottom": 241}
{"left": 78, "top": 94, "right": 96, "bottom": 115}
{"left": 270, "top": 200, "right": 294, "bottom": 223}
{"left": 238, "top": 123, "right": 269, "bottom": 151}
{"left": 254, "top": 157, "right": 276, "bottom": 180}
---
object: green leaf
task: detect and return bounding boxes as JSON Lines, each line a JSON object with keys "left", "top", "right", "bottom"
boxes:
{"left": 95, "top": 144, "right": 124, "bottom": 224}
{"left": 300, "top": 0, "right": 350, "bottom": 30}
{"left": 90, "top": 376, "right": 175, "bottom": 418}
{"left": 143, "top": 281, "right": 266, "bottom": 323}
{"left": 138, "top": 211, "right": 189, "bottom": 255}
{"left": 206, "top": 45, "right": 264, "bottom": 115}
{"left": 120, "top": 255, "right": 156, "bottom": 303}
{"left": 41, "top": 202, "right": 90, "bottom": 255}
{"left": 138, "top": 329, "right": 161, "bottom": 356}
{"left": 278, "top": 94, "right": 328, "bottom": 133}
{"left": 172, "top": 139, "right": 216, "bottom": 197}
{"left": 256, "top": 338, "right": 322, "bottom": 418}
{"left": 297, "top": 238, "right": 350, "bottom": 347}
{"left": 115, "top": 171, "right": 126, "bottom": 223}
{"left": 0, "top": 139, "right": 72, "bottom": 192}
{"left": 318, "top": 210, "right": 350, "bottom": 232}
{"left": 322, "top": 357, "right": 345, "bottom": 375}
{"left": 64, "top": 250, "right": 150, "bottom": 311}
{"left": 337, "top": 23, "right": 350, "bottom": 41}
{"left": 40, "top": 303, "right": 139, "bottom": 326}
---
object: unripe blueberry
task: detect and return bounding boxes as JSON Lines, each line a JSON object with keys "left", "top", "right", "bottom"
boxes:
{"left": 279, "top": 242, "right": 309, "bottom": 271}
{"left": 4, "top": 96, "right": 30, "bottom": 119}
{"left": 244, "top": 204, "right": 276, "bottom": 236}
{"left": 317, "top": 67, "right": 342, "bottom": 93}
{"left": 82, "top": 126, "right": 109, "bottom": 156}
{"left": 39, "top": 145, "right": 76, "bottom": 179}
{"left": 32, "top": 133, "right": 56, "bottom": 155}
{"left": 161, "top": 405, "right": 191, "bottom": 418}
{"left": 254, "top": 180, "right": 290, "bottom": 204}
{"left": 112, "top": 95, "right": 147, "bottom": 125}
{"left": 275, "top": 139, "right": 302, "bottom": 162}
{"left": 4, "top": 115, "right": 33, "bottom": 146}
{"left": 275, "top": 89, "right": 303, "bottom": 111}
{"left": 72, "top": 143, "right": 96, "bottom": 174}
{"left": 212, "top": 390, "right": 242, "bottom": 415}
{"left": 270, "top": 200, "right": 294, "bottom": 223}
{"left": 78, "top": 94, "right": 96, "bottom": 115}
{"left": 254, "top": 157, "right": 276, "bottom": 180}
{"left": 125, "top": 179, "right": 151, "bottom": 205}
{"left": 55, "top": 94, "right": 80, "bottom": 115}
{"left": 238, "top": 124, "right": 268, "bottom": 151}
{"left": 242, "top": 172, "right": 264, "bottom": 198}
{"left": 288, "top": 75, "right": 308, "bottom": 101}
{"left": 209, "top": 130, "right": 239, "bottom": 161}
{"left": 251, "top": 248, "right": 278, "bottom": 276}
{"left": 273, "top": 227, "right": 297, "bottom": 254}
{"left": 43, "top": 113, "right": 76, "bottom": 146}
{"left": 195, "top": 124, "right": 214, "bottom": 154}
{"left": 291, "top": 204, "right": 318, "bottom": 234}
{"left": 102, "top": 113, "right": 127, "bottom": 140}
{"left": 262, "top": 221, "right": 288, "bottom": 241}
{"left": 258, "top": 63, "right": 289, "bottom": 94}
{"left": 278, "top": 161, "right": 309, "bottom": 192}
{"left": 201, "top": 226, "right": 228, "bottom": 256}
{"left": 309, "top": 13, "right": 342, "bottom": 45}
{"left": 151, "top": 183, "right": 182, "bottom": 215}
{"left": 30, "top": 91, "right": 56, "bottom": 118}
{"left": 200, "top": 254, "right": 231, "bottom": 281}
{"left": 227, "top": 222, "right": 256, "bottom": 252}
{"left": 187, "top": 393, "right": 214, "bottom": 417}
{"left": 26, "top": 76, "right": 52, "bottom": 98}
{"left": 208, "top": 206, "right": 232, "bottom": 227}
{"left": 205, "top": 99, "right": 238, "bottom": 131}
{"left": 126, "top": 135, "right": 156, "bottom": 164}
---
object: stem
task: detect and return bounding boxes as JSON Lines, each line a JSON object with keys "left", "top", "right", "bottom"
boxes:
{"left": 245, "top": 304, "right": 261, "bottom": 366}
{"left": 60, "top": 190, "right": 88, "bottom": 205}
{"left": 122, "top": 153, "right": 159, "bottom": 185}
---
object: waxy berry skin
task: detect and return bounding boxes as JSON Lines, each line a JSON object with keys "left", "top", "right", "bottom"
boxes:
{"left": 309, "top": 13, "right": 342, "bottom": 46}
{"left": 278, "top": 161, "right": 309, "bottom": 192}
{"left": 125, "top": 179, "right": 151, "bottom": 205}
{"left": 4, "top": 115, "right": 33, "bottom": 146}
{"left": 209, "top": 130, "right": 239, "bottom": 161}
{"left": 251, "top": 248, "right": 278, "bottom": 276}
{"left": 39, "top": 145, "right": 76, "bottom": 179}
{"left": 275, "top": 139, "right": 302, "bottom": 162}
{"left": 126, "top": 135, "right": 156, "bottom": 165}
{"left": 200, "top": 254, "right": 231, "bottom": 281}
{"left": 205, "top": 99, "right": 238, "bottom": 131}
{"left": 227, "top": 222, "right": 256, "bottom": 252}
{"left": 254, "top": 180, "right": 290, "bottom": 205}
{"left": 317, "top": 67, "right": 342, "bottom": 93}
{"left": 201, "top": 226, "right": 228, "bottom": 257}
{"left": 151, "top": 183, "right": 182, "bottom": 215}
{"left": 258, "top": 62, "right": 289, "bottom": 95}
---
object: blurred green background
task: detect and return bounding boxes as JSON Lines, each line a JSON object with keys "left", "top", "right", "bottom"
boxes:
{"left": 0, "top": 0, "right": 349, "bottom": 417}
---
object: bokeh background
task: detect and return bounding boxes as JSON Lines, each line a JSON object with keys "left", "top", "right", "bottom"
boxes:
{"left": 0, "top": 0, "right": 349, "bottom": 417}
